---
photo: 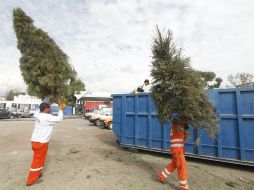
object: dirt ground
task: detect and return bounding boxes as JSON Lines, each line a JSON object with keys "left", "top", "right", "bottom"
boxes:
{"left": 0, "top": 118, "right": 253, "bottom": 190}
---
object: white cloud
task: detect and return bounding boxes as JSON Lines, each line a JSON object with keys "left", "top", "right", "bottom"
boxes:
{"left": 0, "top": 0, "right": 254, "bottom": 95}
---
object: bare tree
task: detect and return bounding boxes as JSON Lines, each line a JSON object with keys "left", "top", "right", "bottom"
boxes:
{"left": 228, "top": 73, "right": 254, "bottom": 88}
{"left": 6, "top": 89, "right": 25, "bottom": 101}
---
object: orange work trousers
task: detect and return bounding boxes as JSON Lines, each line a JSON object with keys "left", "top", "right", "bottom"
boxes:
{"left": 158, "top": 153, "right": 189, "bottom": 190}
{"left": 26, "top": 142, "right": 48, "bottom": 185}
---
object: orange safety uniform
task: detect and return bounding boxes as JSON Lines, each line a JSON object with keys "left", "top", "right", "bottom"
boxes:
{"left": 157, "top": 123, "right": 189, "bottom": 190}
{"left": 26, "top": 142, "right": 48, "bottom": 185}
{"left": 26, "top": 109, "right": 63, "bottom": 186}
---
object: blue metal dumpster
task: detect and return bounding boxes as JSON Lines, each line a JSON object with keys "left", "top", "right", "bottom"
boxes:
{"left": 63, "top": 106, "right": 73, "bottom": 115}
{"left": 112, "top": 88, "right": 254, "bottom": 166}
{"left": 51, "top": 105, "right": 73, "bottom": 115}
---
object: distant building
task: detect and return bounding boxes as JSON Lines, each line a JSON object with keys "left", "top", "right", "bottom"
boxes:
{"left": 13, "top": 95, "right": 41, "bottom": 110}
{"left": 0, "top": 95, "right": 41, "bottom": 111}
{"left": 74, "top": 91, "right": 113, "bottom": 113}
{"left": 0, "top": 100, "right": 13, "bottom": 109}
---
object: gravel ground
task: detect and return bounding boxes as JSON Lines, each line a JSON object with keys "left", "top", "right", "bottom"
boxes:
{"left": 0, "top": 119, "right": 253, "bottom": 190}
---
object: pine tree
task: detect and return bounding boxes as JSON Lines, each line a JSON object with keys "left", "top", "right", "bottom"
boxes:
{"left": 13, "top": 8, "right": 85, "bottom": 102}
{"left": 151, "top": 26, "right": 218, "bottom": 138}
{"left": 199, "top": 71, "right": 223, "bottom": 89}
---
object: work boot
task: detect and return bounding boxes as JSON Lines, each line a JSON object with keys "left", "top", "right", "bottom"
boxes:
{"left": 157, "top": 172, "right": 166, "bottom": 183}
{"left": 26, "top": 179, "right": 43, "bottom": 186}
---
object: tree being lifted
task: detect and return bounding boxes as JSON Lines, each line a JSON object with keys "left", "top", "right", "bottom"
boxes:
{"left": 151, "top": 26, "right": 218, "bottom": 138}
{"left": 13, "top": 8, "right": 84, "bottom": 104}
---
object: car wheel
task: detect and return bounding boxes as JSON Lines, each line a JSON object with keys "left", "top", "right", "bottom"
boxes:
{"left": 95, "top": 119, "right": 100, "bottom": 126}
{"left": 108, "top": 122, "right": 113, "bottom": 130}
{"left": 9, "top": 115, "right": 14, "bottom": 119}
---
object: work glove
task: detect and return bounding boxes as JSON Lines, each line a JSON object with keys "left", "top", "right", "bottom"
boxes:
{"left": 59, "top": 102, "right": 66, "bottom": 110}
{"left": 55, "top": 96, "right": 66, "bottom": 110}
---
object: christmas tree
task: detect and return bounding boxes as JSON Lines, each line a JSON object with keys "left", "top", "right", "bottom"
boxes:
{"left": 151, "top": 26, "right": 218, "bottom": 138}
{"left": 13, "top": 8, "right": 84, "bottom": 102}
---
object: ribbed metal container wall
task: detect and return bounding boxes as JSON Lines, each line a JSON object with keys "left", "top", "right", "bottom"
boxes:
{"left": 112, "top": 88, "right": 254, "bottom": 166}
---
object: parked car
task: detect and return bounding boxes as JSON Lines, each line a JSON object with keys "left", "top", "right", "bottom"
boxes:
{"left": 95, "top": 115, "right": 112, "bottom": 126}
{"left": 84, "top": 109, "right": 100, "bottom": 119}
{"left": 0, "top": 108, "right": 18, "bottom": 119}
{"left": 18, "top": 109, "right": 34, "bottom": 118}
{"left": 28, "top": 109, "right": 37, "bottom": 115}
{"left": 89, "top": 109, "right": 112, "bottom": 126}
{"left": 101, "top": 117, "right": 113, "bottom": 130}
{"left": 89, "top": 112, "right": 106, "bottom": 125}
{"left": 8, "top": 107, "right": 19, "bottom": 118}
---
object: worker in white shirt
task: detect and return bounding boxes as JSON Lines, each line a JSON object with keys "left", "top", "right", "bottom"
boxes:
{"left": 137, "top": 79, "right": 151, "bottom": 93}
{"left": 26, "top": 102, "right": 65, "bottom": 186}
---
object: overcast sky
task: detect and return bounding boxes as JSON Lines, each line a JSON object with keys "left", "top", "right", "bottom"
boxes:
{"left": 0, "top": 0, "right": 254, "bottom": 95}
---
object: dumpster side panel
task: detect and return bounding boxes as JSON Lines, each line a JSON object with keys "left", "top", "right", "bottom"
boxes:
{"left": 112, "top": 96, "right": 122, "bottom": 141}
{"left": 239, "top": 90, "right": 254, "bottom": 161}
{"left": 243, "top": 119, "right": 254, "bottom": 160}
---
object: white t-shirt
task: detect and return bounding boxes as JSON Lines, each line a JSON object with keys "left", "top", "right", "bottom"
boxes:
{"left": 31, "top": 110, "right": 63, "bottom": 143}
{"left": 143, "top": 84, "right": 151, "bottom": 93}
{"left": 137, "top": 84, "right": 151, "bottom": 93}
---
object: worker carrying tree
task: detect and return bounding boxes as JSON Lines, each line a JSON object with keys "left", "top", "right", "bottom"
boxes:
{"left": 151, "top": 26, "right": 218, "bottom": 190}
{"left": 26, "top": 100, "right": 66, "bottom": 186}
{"left": 12, "top": 8, "right": 82, "bottom": 186}
{"left": 157, "top": 121, "right": 189, "bottom": 190}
